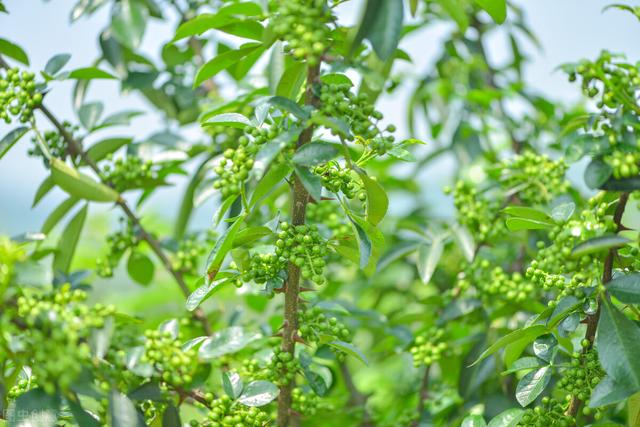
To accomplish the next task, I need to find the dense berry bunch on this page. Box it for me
[141,330,197,387]
[213,126,278,198]
[200,395,271,426]
[100,155,157,192]
[7,373,37,399]
[526,200,614,304]
[96,219,139,277]
[292,387,321,416]
[297,306,351,345]
[457,261,535,304]
[271,0,332,65]
[517,397,574,426]
[275,222,328,285]
[558,349,605,416]
[0,67,41,124]
[14,285,115,394]
[445,181,499,242]
[499,151,569,205]
[243,253,286,285]
[28,121,78,162]
[409,329,448,368]
[171,235,208,275]
[263,346,300,386]
[306,201,350,238]
[604,149,640,179]
[317,83,393,143]
[312,161,365,200]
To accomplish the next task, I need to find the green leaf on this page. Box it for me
[199,326,261,360]
[294,165,322,202]
[608,273,640,304]
[351,0,404,60]
[32,176,55,207]
[505,217,553,232]
[502,206,552,222]
[585,159,613,189]
[597,299,640,390]
[217,21,264,41]
[68,66,117,80]
[417,239,444,284]
[205,214,246,281]
[53,204,88,274]
[589,375,636,407]
[162,404,181,427]
[249,164,291,208]
[194,43,262,87]
[487,408,524,427]
[42,196,79,234]
[0,126,29,159]
[550,202,575,222]
[0,38,29,65]
[78,102,104,130]
[127,252,154,286]
[292,142,339,167]
[327,340,369,365]
[452,224,475,262]
[7,388,59,427]
[357,171,388,225]
[502,357,544,375]
[222,371,244,399]
[172,4,263,41]
[237,381,279,407]
[474,0,507,24]
[68,398,101,427]
[111,0,148,49]
[185,277,233,311]
[95,110,143,130]
[276,61,306,99]
[571,234,630,258]
[515,366,551,407]
[628,392,640,426]
[233,226,272,248]
[110,390,144,427]
[387,146,415,161]
[201,112,252,129]
[267,96,309,120]
[86,137,132,162]
[51,158,119,202]
[349,216,372,269]
[438,0,469,32]
[462,415,487,427]
[174,155,214,239]
[320,73,353,86]
[471,325,548,366]
[602,176,640,191]
[44,53,71,76]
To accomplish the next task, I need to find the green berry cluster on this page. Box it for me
[141,329,197,388]
[213,126,277,198]
[499,151,569,205]
[271,0,332,65]
[275,222,328,285]
[558,349,605,416]
[457,261,535,304]
[171,235,208,275]
[263,346,300,386]
[243,253,286,286]
[297,306,351,346]
[100,155,156,192]
[306,201,350,238]
[28,121,78,162]
[96,219,139,277]
[200,395,271,427]
[317,83,391,142]
[312,161,365,200]
[409,329,447,368]
[445,181,499,242]
[604,149,640,179]
[291,387,321,417]
[7,374,37,399]
[0,67,41,124]
[15,284,115,394]
[526,200,614,304]
[517,397,574,426]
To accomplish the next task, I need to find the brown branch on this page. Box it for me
[339,362,374,427]
[276,63,321,427]
[412,365,431,427]
[566,192,629,418]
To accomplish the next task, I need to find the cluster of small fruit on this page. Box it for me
[306,200,351,238]
[96,219,139,277]
[312,162,365,201]
[457,261,536,304]
[526,200,615,303]
[271,0,333,65]
[498,151,569,205]
[604,149,640,179]
[275,222,328,285]
[242,253,286,285]
[445,180,501,242]
[27,121,78,162]
[292,387,323,417]
[262,346,301,387]
[0,67,41,124]
[13,284,115,394]
[196,395,271,427]
[213,126,279,198]
[297,306,351,345]
[557,349,605,419]
[7,374,37,399]
[316,83,394,145]
[516,397,574,426]
[409,329,448,368]
[100,155,157,192]
[170,234,210,275]
[141,329,197,388]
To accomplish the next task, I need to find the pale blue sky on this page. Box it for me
[1,0,639,234]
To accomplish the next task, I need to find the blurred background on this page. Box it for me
[2,0,640,236]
